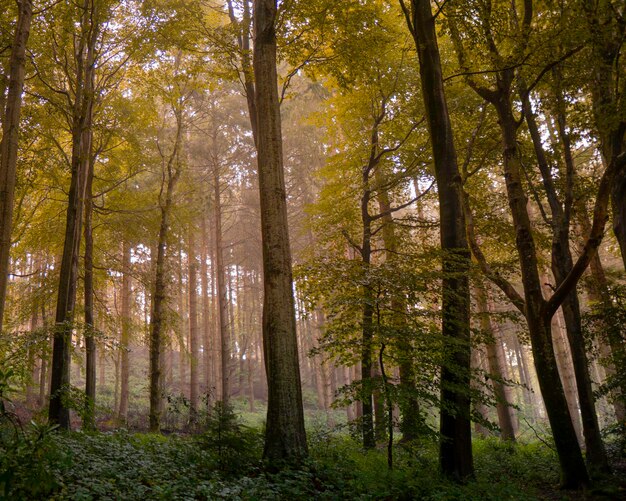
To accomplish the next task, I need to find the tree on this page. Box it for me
[0,0,34,332]
[448,0,616,487]
[49,0,101,429]
[399,0,474,482]
[253,0,308,463]
[581,2,626,272]
[148,63,186,431]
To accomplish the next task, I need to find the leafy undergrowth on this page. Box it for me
[1,418,625,500]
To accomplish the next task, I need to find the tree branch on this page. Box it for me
[546,153,622,316]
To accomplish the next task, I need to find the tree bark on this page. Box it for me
[401,0,473,481]
[471,348,490,437]
[49,0,98,428]
[212,144,231,406]
[475,285,516,441]
[253,0,308,463]
[118,240,131,423]
[491,90,589,487]
[551,307,584,445]
[83,148,96,430]
[584,247,626,423]
[374,169,420,442]
[188,230,199,420]
[583,3,626,270]
[522,77,609,474]
[200,216,212,400]
[0,0,33,331]
[148,106,183,432]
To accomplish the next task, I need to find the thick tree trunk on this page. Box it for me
[118,240,131,423]
[0,0,33,331]
[402,0,473,481]
[253,0,307,463]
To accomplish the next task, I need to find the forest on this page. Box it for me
[1,0,626,499]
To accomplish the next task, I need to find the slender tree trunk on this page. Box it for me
[212,150,230,405]
[585,250,626,422]
[118,240,131,423]
[359,183,375,449]
[83,149,96,430]
[494,95,588,487]
[210,233,221,399]
[0,0,33,331]
[254,0,307,463]
[200,216,212,400]
[345,366,355,422]
[511,335,538,421]
[375,170,420,442]
[523,79,609,474]
[551,307,584,446]
[149,112,183,432]
[49,0,98,428]
[247,355,255,412]
[475,285,516,441]
[227,267,236,393]
[98,344,105,392]
[188,230,199,420]
[471,348,490,437]
[176,249,187,396]
[401,0,473,480]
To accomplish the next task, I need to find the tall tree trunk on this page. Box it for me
[26,269,38,405]
[212,149,230,405]
[585,249,626,422]
[493,93,588,487]
[253,0,307,463]
[118,240,131,423]
[200,216,212,400]
[551,308,584,445]
[188,230,199,420]
[359,170,375,449]
[148,108,183,432]
[522,77,609,474]
[49,0,98,428]
[475,285,516,441]
[374,169,420,442]
[149,198,176,432]
[471,348,490,437]
[0,0,33,331]
[83,148,96,430]
[401,0,473,481]
[582,0,626,297]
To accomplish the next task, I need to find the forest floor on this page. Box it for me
[2,405,625,501]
